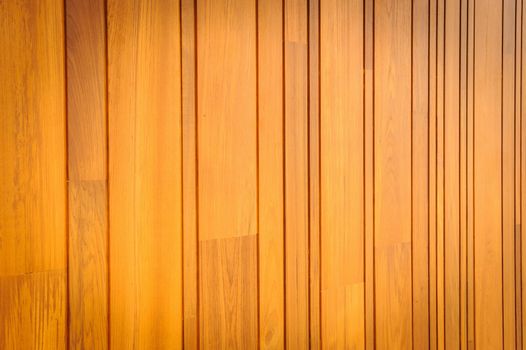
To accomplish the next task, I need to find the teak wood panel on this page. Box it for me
[1,0,526,349]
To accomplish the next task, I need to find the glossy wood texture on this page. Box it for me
[1,0,525,348]
[0,0,67,347]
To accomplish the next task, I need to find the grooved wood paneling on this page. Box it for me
[1,0,525,348]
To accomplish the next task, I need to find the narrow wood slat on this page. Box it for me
[320,0,365,348]
[502,0,518,348]
[459,0,469,347]
[374,0,413,348]
[429,0,439,348]
[196,0,258,347]
[284,0,310,347]
[308,0,322,347]
[444,0,461,347]
[412,0,430,348]
[364,0,375,348]
[473,0,504,347]
[466,0,476,347]
[108,0,183,347]
[436,0,446,346]
[181,0,199,347]
[65,0,109,347]
[258,0,285,347]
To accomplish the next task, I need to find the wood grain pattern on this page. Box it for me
[284,0,310,347]
[0,0,67,347]
[428,0,439,348]
[444,0,461,347]
[181,0,199,347]
[1,0,525,347]
[374,0,413,348]
[65,0,108,347]
[196,0,258,347]
[502,0,517,348]
[364,0,375,348]
[320,0,364,348]
[107,0,183,348]
[412,0,430,348]
[474,0,503,348]
[258,0,285,348]
[308,0,322,347]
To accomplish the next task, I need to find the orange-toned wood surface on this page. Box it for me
[1,0,526,348]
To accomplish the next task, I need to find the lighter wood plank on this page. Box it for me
[516,2,524,348]
[181,0,199,347]
[284,0,310,347]
[108,0,183,347]
[320,0,364,348]
[502,0,517,348]
[258,0,285,348]
[473,0,504,347]
[459,0,469,348]
[429,1,439,348]
[444,0,461,347]
[65,0,108,347]
[436,0,446,346]
[374,0,413,348]
[0,0,66,347]
[0,0,66,277]
[308,0,322,347]
[364,0,375,348]
[196,0,258,347]
[466,0,476,347]
[412,0,430,348]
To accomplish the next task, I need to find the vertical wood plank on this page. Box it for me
[466,0,476,347]
[0,0,67,347]
[473,0,504,347]
[522,0,526,344]
[459,0,469,348]
[374,0,413,348]
[65,0,108,347]
[429,0,439,347]
[308,0,322,347]
[516,2,524,348]
[196,0,258,347]
[284,0,310,347]
[412,0,430,348]
[502,0,517,347]
[181,0,199,347]
[320,0,364,348]
[108,0,183,347]
[258,0,285,347]
[436,0,446,346]
[364,0,375,348]
[444,0,461,347]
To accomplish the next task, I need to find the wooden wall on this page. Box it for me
[1,0,526,349]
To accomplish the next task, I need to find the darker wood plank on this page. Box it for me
[65,0,109,347]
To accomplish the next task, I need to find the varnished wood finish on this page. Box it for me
[107,0,183,348]
[0,0,67,347]
[1,0,525,348]
[65,0,108,348]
